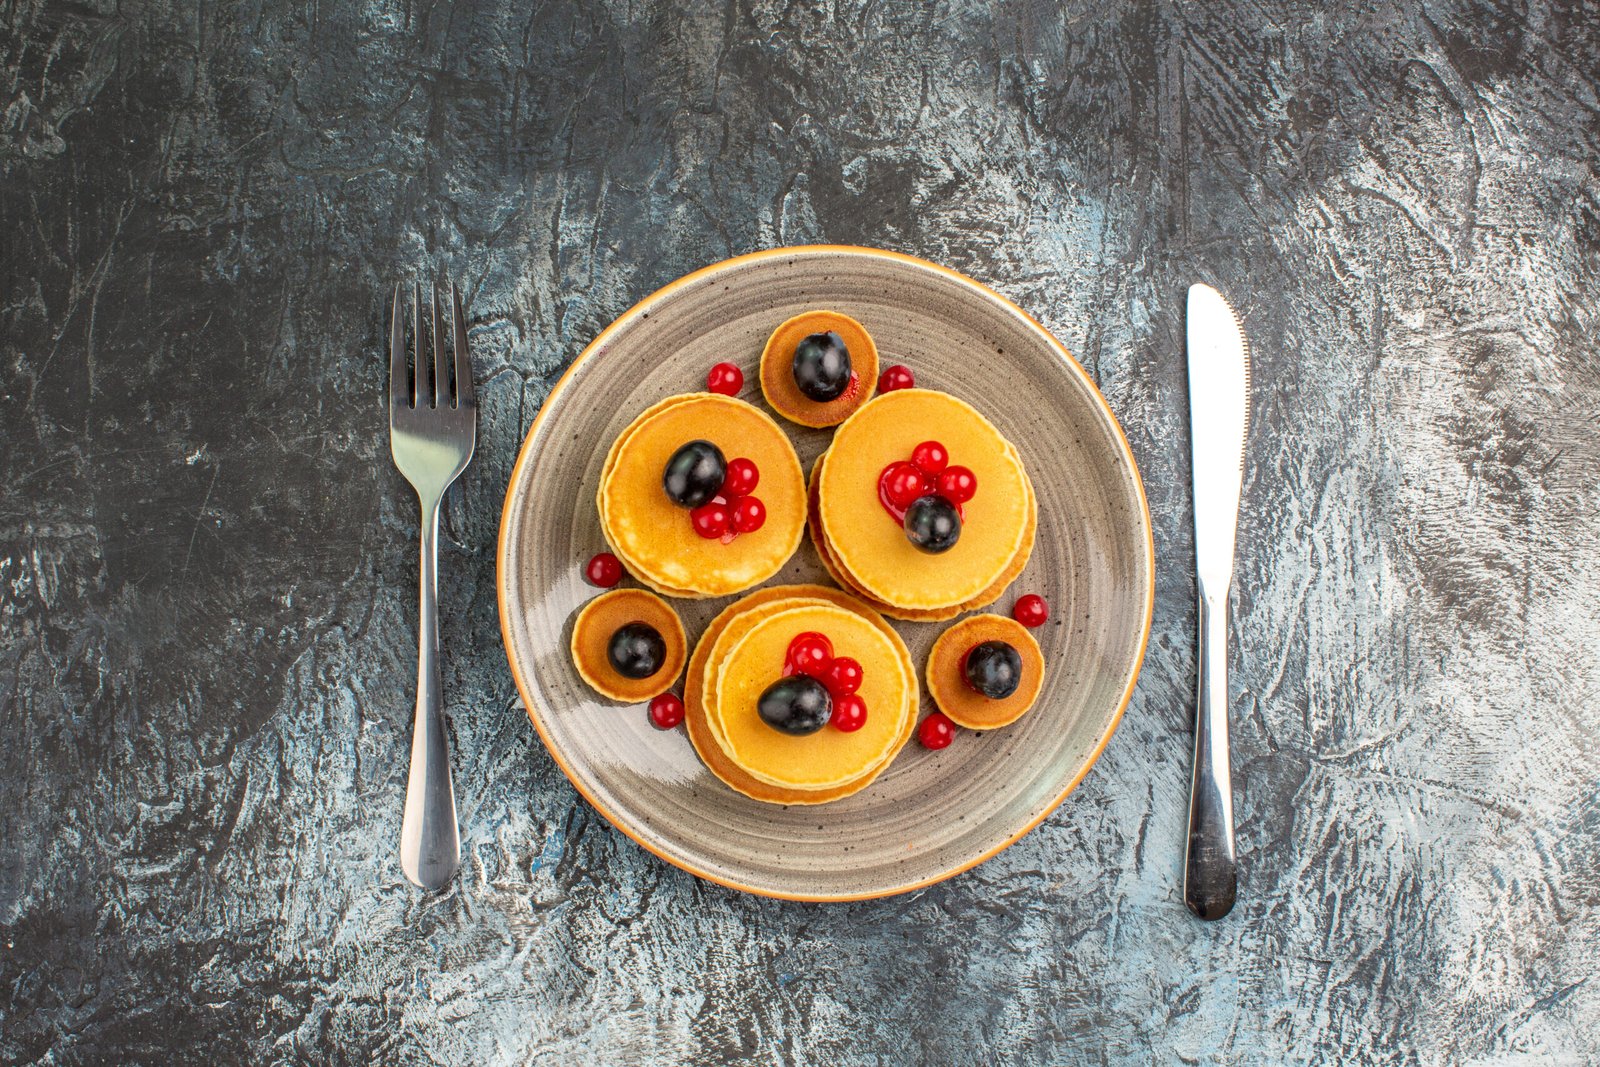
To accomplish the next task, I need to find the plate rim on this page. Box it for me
[496,244,1156,901]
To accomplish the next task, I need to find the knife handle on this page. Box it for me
[1184,585,1237,919]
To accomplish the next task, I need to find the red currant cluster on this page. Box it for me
[783,631,867,732]
[877,440,978,523]
[689,456,767,540]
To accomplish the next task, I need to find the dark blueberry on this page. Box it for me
[903,494,961,553]
[791,331,852,402]
[662,439,727,508]
[608,622,667,679]
[964,641,1023,700]
[757,674,833,735]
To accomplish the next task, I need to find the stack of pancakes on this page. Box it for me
[597,393,807,597]
[810,389,1037,621]
[684,586,918,804]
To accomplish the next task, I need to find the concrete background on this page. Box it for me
[3,0,1598,1062]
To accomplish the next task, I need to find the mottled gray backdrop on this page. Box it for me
[3,0,1598,1063]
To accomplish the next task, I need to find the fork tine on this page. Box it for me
[432,281,448,409]
[412,281,424,409]
[451,283,473,409]
[389,282,407,411]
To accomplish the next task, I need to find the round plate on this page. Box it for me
[498,246,1153,901]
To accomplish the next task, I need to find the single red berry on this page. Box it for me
[785,632,834,677]
[832,694,867,732]
[1013,594,1049,628]
[649,692,685,729]
[882,461,930,509]
[911,440,949,475]
[936,465,977,504]
[821,656,863,697]
[585,552,623,587]
[690,501,731,539]
[918,712,957,750]
[723,457,760,498]
[732,496,766,533]
[707,362,743,395]
[878,364,915,392]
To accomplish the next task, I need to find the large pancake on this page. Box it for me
[818,390,1032,610]
[711,603,911,790]
[599,393,805,596]
[684,586,916,804]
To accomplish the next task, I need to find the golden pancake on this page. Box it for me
[807,450,1039,621]
[711,603,912,790]
[698,592,915,780]
[685,586,917,804]
[570,589,687,703]
[926,614,1044,729]
[818,390,1033,610]
[759,311,879,428]
[599,393,805,596]
[696,593,913,788]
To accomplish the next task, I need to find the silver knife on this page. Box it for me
[1183,283,1251,920]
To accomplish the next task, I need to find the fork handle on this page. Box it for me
[1184,584,1237,919]
[400,495,461,890]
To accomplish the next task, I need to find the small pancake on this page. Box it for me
[685,586,917,803]
[818,390,1032,610]
[711,603,911,790]
[926,614,1044,729]
[807,451,1039,622]
[599,393,806,596]
[570,589,687,703]
[759,311,879,428]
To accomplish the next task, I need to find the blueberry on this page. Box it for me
[792,331,852,402]
[608,622,667,679]
[757,674,833,735]
[964,640,1022,699]
[903,494,961,553]
[662,439,727,508]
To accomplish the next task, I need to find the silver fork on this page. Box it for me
[389,281,475,891]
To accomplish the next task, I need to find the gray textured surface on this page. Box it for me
[3,0,1598,1063]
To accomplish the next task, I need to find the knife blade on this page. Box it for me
[1183,282,1251,920]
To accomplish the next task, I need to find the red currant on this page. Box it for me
[585,552,623,587]
[732,496,766,533]
[936,465,977,504]
[707,362,743,395]
[690,501,731,539]
[882,461,929,509]
[821,656,863,697]
[832,694,867,732]
[1013,594,1049,628]
[649,692,685,729]
[785,632,834,677]
[878,364,915,392]
[911,440,948,475]
[723,457,760,498]
[918,712,956,750]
